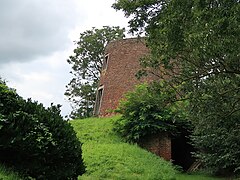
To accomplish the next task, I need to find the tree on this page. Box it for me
[113,0,240,79]
[190,75,240,174]
[65,26,125,119]
[113,0,240,174]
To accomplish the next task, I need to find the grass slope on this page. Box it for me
[177,173,225,180]
[71,116,176,180]
[0,116,225,179]
[0,165,22,180]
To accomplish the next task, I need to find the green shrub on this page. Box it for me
[0,82,85,179]
[115,82,192,143]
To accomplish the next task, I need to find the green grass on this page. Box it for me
[71,116,177,180]
[176,173,226,180]
[0,115,226,179]
[71,116,226,180]
[0,165,22,180]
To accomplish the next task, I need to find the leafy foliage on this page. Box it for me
[113,0,240,174]
[114,82,191,143]
[65,26,125,119]
[113,0,240,81]
[190,75,240,174]
[0,82,85,179]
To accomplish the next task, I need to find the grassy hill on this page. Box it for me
[0,116,224,179]
[71,116,223,180]
[71,116,176,180]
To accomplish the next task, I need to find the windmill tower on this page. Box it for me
[93,38,156,117]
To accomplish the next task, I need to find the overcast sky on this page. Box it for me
[0,0,129,117]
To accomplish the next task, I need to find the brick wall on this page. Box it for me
[139,133,172,161]
[96,38,156,117]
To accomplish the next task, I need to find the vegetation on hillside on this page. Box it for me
[71,116,224,180]
[0,110,225,179]
[71,116,177,180]
[115,82,192,143]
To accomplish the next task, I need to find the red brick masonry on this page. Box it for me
[96,38,155,116]
[139,133,171,161]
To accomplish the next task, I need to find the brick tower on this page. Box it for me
[93,38,155,117]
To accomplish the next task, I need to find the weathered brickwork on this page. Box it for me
[96,38,156,117]
[139,133,172,161]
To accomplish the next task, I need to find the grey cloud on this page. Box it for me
[0,0,83,65]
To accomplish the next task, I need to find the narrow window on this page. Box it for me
[102,54,109,70]
[94,85,104,116]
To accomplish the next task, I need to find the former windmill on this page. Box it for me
[93,38,156,117]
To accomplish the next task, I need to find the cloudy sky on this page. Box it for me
[0,0,129,117]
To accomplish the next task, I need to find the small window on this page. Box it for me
[102,54,109,70]
[94,85,104,116]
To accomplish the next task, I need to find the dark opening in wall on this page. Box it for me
[94,85,104,116]
[171,133,195,171]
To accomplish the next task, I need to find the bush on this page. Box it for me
[115,82,192,143]
[0,82,85,179]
